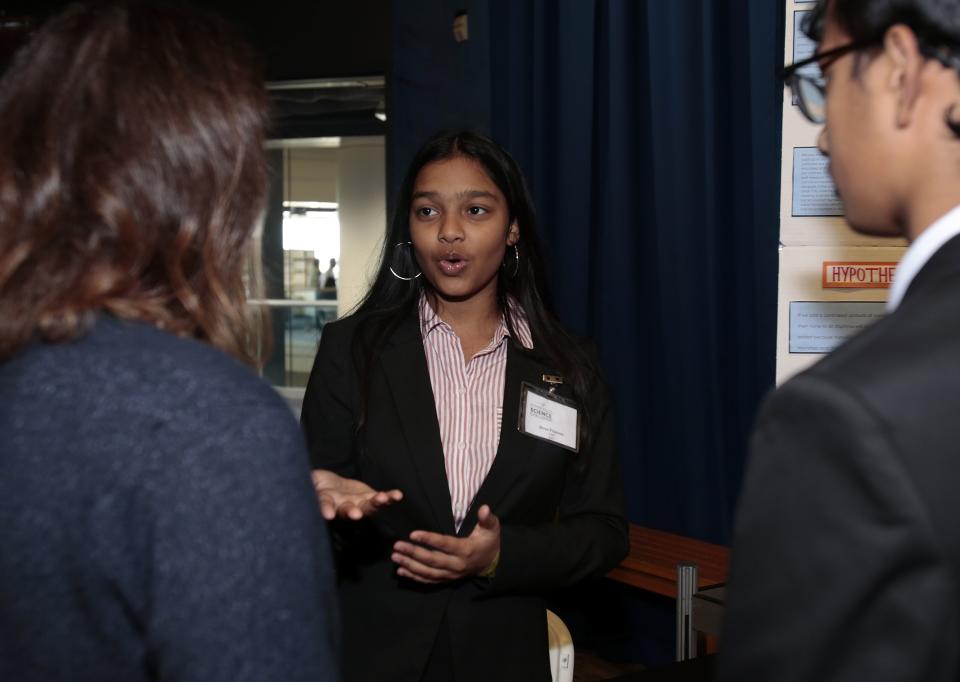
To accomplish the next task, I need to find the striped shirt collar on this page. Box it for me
[418,294,534,351]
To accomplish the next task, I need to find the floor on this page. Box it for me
[574,651,644,681]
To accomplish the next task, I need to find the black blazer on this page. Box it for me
[302,310,628,682]
[719,234,960,681]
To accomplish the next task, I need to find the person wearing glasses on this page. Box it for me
[720,1,960,681]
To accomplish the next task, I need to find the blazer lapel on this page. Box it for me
[457,340,551,537]
[379,315,457,535]
[901,233,960,307]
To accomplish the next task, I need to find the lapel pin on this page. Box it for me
[542,374,563,392]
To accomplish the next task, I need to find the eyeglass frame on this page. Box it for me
[782,36,960,125]
[781,39,877,124]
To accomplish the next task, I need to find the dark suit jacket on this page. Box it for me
[719,234,960,681]
[302,310,628,682]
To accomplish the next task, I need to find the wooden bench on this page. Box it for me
[606,524,730,656]
[607,523,730,660]
[607,524,730,597]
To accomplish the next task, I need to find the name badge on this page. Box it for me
[518,381,580,453]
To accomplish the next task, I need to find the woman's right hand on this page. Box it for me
[311,469,403,521]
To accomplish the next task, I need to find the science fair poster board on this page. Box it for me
[776,1,905,384]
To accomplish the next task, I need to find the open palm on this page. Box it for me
[311,469,403,521]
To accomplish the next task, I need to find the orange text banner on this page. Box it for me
[821,261,898,289]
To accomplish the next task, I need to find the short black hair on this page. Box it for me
[805,0,960,137]
[805,0,960,48]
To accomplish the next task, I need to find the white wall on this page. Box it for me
[286,147,338,203]
[336,136,386,315]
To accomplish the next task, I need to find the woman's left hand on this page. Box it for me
[391,505,501,583]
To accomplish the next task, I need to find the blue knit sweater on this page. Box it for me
[0,316,339,681]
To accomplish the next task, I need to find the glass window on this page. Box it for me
[248,78,386,416]
[251,143,342,389]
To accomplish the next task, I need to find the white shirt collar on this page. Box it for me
[887,204,960,312]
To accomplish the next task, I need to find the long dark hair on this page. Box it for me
[352,130,601,445]
[0,0,269,364]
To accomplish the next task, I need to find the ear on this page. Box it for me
[883,24,924,128]
[506,221,520,246]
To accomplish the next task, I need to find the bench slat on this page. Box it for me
[606,525,729,598]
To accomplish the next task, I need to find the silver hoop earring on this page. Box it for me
[389,241,422,281]
[502,244,520,278]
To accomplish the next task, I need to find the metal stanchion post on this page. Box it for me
[676,562,699,662]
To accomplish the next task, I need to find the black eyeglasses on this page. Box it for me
[783,37,960,125]
[781,39,875,124]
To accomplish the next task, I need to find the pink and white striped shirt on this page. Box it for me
[418,295,534,530]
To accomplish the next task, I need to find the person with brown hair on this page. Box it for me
[0,2,339,680]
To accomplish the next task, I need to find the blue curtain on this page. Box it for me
[390,0,783,546]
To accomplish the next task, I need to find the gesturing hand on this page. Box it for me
[391,504,501,583]
[311,469,403,521]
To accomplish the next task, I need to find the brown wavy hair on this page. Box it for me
[0,0,270,364]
